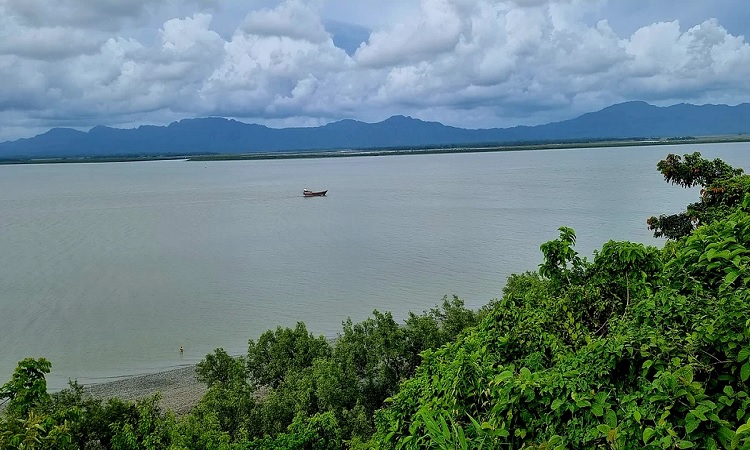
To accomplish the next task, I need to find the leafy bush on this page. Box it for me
[372,195,750,449]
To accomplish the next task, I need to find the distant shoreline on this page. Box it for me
[1,135,748,165]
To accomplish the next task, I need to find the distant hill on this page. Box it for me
[2,101,750,159]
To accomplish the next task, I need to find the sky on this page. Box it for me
[1,0,750,142]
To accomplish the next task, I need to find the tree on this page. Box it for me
[196,348,246,387]
[648,152,749,239]
[0,358,52,417]
[247,322,331,389]
[0,359,78,449]
[656,152,742,188]
[539,226,587,291]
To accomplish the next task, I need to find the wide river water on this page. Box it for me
[1,143,748,389]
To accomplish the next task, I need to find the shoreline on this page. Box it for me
[1,135,748,165]
[82,365,206,416]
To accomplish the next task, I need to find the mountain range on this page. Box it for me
[2,101,750,159]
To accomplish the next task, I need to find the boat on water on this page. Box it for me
[303,189,327,197]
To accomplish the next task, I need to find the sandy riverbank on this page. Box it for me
[83,365,206,416]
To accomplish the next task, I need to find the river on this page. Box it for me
[1,142,746,389]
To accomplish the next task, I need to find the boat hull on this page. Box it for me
[303,190,327,197]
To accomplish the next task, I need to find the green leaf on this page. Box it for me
[551,398,565,411]
[725,270,741,285]
[633,410,642,423]
[739,347,750,362]
[643,427,656,444]
[597,424,610,435]
[456,425,466,450]
[691,408,707,421]
[591,404,604,417]
[685,414,700,434]
[718,426,735,446]
[741,362,750,382]
[714,250,732,260]
[495,370,514,383]
[676,440,694,448]
[605,409,617,428]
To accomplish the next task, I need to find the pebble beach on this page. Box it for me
[83,365,206,416]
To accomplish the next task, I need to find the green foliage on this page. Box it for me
[0,362,184,450]
[0,360,76,449]
[589,240,662,316]
[647,212,696,240]
[648,152,750,239]
[665,194,750,293]
[657,152,743,188]
[189,297,479,447]
[109,394,174,450]
[196,348,245,387]
[373,185,750,448]
[539,226,587,290]
[0,410,74,450]
[246,412,342,450]
[48,381,139,449]
[247,322,332,388]
[0,358,52,417]
[190,378,256,441]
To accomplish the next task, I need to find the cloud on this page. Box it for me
[0,24,106,60]
[622,19,750,101]
[354,0,473,68]
[2,0,750,142]
[352,0,627,113]
[346,0,750,125]
[199,1,355,118]
[0,57,50,110]
[241,0,329,43]
[2,0,161,29]
[159,13,225,63]
[0,12,226,129]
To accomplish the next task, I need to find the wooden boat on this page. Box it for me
[303,189,327,197]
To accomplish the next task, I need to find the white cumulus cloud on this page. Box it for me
[1,0,750,142]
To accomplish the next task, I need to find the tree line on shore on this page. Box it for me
[2,152,750,449]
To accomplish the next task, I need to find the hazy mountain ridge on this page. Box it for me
[2,101,750,159]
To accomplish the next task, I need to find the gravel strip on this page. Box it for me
[83,365,207,416]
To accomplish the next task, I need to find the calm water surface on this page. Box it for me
[1,143,747,389]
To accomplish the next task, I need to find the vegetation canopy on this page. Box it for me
[647,152,749,240]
